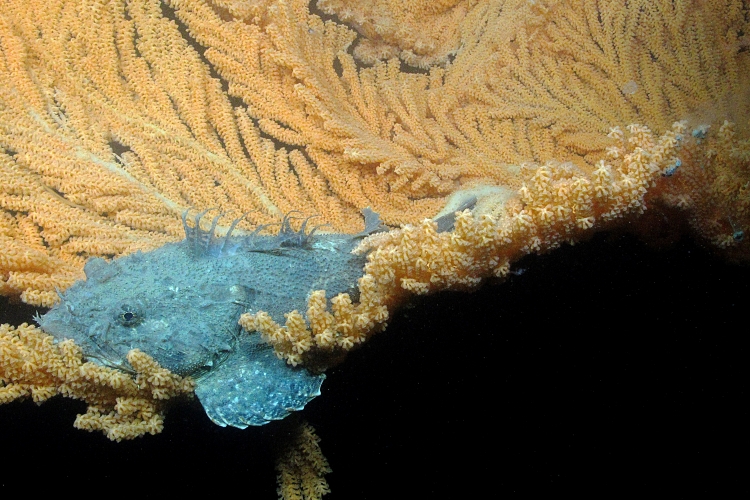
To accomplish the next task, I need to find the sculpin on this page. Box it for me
[37,209,384,428]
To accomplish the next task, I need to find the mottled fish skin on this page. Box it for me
[37,209,384,428]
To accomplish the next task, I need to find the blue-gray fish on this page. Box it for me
[37,208,384,428]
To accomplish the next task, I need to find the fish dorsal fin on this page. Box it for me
[360,207,387,235]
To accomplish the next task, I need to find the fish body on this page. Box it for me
[37,210,383,428]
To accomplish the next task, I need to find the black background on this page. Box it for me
[0,231,746,497]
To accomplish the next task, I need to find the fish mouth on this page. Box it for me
[36,310,128,371]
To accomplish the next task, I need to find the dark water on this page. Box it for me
[0,232,746,496]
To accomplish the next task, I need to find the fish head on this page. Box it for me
[37,244,246,377]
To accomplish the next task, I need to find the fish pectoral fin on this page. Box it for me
[194,335,324,428]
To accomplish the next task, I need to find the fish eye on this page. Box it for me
[116,303,143,327]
